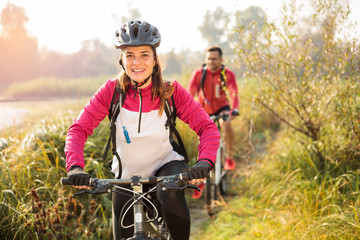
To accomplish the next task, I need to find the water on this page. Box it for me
[0,102,27,133]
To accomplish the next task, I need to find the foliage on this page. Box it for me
[233,0,360,169]
[0,111,114,239]
[193,0,360,239]
[0,3,39,84]
[0,95,201,238]
[198,7,229,50]
[0,3,118,85]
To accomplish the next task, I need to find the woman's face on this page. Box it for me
[122,46,156,84]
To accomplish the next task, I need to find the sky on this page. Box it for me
[0,0,359,54]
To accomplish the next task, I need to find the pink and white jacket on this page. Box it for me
[65,78,220,179]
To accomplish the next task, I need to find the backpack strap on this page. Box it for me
[199,64,208,94]
[219,64,228,91]
[164,94,190,163]
[103,83,125,178]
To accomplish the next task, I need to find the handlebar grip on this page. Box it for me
[61,177,72,185]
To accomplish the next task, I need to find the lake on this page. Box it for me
[0,102,27,133]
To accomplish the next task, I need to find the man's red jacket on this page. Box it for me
[187,66,239,115]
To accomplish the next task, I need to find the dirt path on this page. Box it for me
[187,159,253,239]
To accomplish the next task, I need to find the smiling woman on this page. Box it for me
[63,19,220,240]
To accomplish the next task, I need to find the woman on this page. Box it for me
[64,20,220,240]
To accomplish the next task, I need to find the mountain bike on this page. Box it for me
[61,172,198,240]
[205,114,228,216]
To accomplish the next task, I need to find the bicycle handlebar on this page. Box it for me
[210,113,229,122]
[60,172,189,186]
[60,172,196,197]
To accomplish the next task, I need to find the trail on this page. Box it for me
[188,159,253,240]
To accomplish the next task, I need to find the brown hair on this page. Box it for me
[117,47,173,116]
[206,46,223,58]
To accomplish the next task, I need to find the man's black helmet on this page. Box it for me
[114,20,161,49]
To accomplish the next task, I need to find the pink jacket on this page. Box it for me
[65,78,220,177]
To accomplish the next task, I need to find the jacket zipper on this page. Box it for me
[138,89,143,133]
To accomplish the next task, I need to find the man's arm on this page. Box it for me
[226,69,239,116]
[186,68,202,97]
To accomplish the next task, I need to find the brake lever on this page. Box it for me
[72,189,93,198]
[186,184,201,191]
[158,177,201,191]
[72,180,113,198]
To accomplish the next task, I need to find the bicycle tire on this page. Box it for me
[205,171,218,216]
[219,145,228,195]
[143,198,173,240]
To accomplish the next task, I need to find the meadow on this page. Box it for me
[1,71,359,239]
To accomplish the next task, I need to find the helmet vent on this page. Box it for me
[133,26,139,38]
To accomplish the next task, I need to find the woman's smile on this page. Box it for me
[122,46,155,85]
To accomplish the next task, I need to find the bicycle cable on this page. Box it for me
[116,185,160,229]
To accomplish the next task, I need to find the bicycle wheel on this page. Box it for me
[205,171,218,216]
[144,198,173,240]
[219,145,228,195]
[144,219,172,240]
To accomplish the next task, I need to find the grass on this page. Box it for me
[3,75,112,100]
[0,94,204,239]
[0,98,115,239]
[194,128,360,239]
[1,75,359,239]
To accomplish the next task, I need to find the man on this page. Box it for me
[187,46,239,174]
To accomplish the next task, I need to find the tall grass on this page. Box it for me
[194,74,360,239]
[0,106,115,239]
[0,93,201,239]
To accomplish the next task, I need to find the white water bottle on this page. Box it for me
[215,84,220,98]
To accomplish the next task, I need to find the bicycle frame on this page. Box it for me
[61,173,197,240]
[206,114,228,216]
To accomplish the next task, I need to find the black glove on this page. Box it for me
[189,161,212,180]
[67,166,91,186]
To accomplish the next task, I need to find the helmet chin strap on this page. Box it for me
[131,73,152,99]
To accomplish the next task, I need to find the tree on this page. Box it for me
[233,0,360,169]
[0,3,39,84]
[198,7,230,53]
[162,50,182,76]
[229,5,267,74]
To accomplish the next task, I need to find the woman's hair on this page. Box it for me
[117,47,173,116]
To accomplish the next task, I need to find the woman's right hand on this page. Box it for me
[67,166,92,189]
[189,161,212,179]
